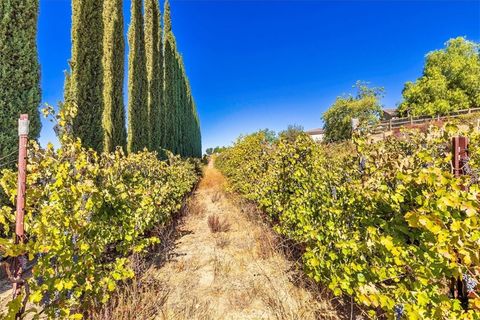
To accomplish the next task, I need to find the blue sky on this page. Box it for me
[38,0,480,151]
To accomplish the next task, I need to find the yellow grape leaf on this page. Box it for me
[30,291,43,304]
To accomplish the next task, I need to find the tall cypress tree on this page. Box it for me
[127,0,149,153]
[102,0,126,152]
[178,58,188,157]
[163,0,176,153]
[160,0,201,157]
[145,0,162,153]
[157,6,165,155]
[0,0,41,165]
[66,0,104,151]
[173,54,181,155]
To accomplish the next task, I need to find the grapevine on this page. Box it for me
[0,106,200,319]
[216,125,480,319]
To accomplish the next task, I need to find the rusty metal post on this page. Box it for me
[451,136,470,309]
[13,114,29,299]
[452,136,468,178]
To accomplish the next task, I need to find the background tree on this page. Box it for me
[0,0,42,167]
[65,0,104,151]
[102,0,126,152]
[322,82,383,143]
[398,37,480,117]
[279,124,304,142]
[145,0,162,152]
[127,0,149,153]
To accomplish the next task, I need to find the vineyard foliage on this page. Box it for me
[0,106,200,319]
[216,126,480,319]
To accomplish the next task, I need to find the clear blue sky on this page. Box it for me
[38,0,480,151]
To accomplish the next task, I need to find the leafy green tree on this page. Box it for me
[398,37,480,117]
[322,82,383,143]
[279,124,304,142]
[102,0,126,152]
[65,0,104,151]
[145,0,162,153]
[213,146,227,153]
[206,148,213,155]
[0,0,42,166]
[127,0,149,153]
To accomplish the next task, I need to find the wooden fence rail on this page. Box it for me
[370,107,480,134]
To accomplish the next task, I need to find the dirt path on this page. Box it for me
[96,163,343,320]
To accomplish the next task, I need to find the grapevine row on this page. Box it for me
[216,125,480,319]
[0,107,200,319]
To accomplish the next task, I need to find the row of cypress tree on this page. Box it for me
[65,0,201,158]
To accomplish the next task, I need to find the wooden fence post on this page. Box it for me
[13,114,29,301]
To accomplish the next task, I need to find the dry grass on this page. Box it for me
[157,297,213,320]
[186,197,204,217]
[207,214,230,233]
[211,191,222,203]
[214,234,230,249]
[90,271,169,320]
[253,227,277,259]
[198,166,225,190]
[228,288,257,311]
[212,254,232,280]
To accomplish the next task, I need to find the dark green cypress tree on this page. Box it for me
[160,0,201,157]
[174,54,182,155]
[180,61,188,157]
[163,0,177,154]
[157,7,165,156]
[0,0,41,165]
[102,0,126,152]
[127,0,149,153]
[186,83,195,157]
[145,0,162,153]
[194,108,201,157]
[66,0,104,151]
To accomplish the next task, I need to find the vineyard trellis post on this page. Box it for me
[13,114,29,302]
[452,136,468,179]
[451,136,469,309]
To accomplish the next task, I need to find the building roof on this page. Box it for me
[305,128,324,135]
[383,108,398,116]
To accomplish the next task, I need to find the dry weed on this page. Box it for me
[212,254,232,280]
[215,234,230,249]
[90,271,169,320]
[207,214,230,233]
[227,289,256,311]
[211,191,222,203]
[187,198,204,216]
[157,297,214,320]
[254,228,277,259]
